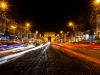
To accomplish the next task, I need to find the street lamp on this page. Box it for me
[96,0,100,3]
[10,25,17,40]
[36,31,38,34]
[10,25,17,33]
[25,22,31,39]
[69,22,73,26]
[0,1,8,40]
[26,22,30,29]
[94,0,100,5]
[1,2,6,10]
[0,1,8,15]
[92,0,100,8]
[11,26,16,29]
[68,22,77,42]
[60,30,63,34]
[26,23,30,27]
[60,30,64,42]
[35,31,38,39]
[68,22,74,31]
[91,0,100,42]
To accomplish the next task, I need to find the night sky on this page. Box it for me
[8,0,92,34]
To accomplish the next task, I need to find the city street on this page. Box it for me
[1,0,100,75]
[0,43,100,75]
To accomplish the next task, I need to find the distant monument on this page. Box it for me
[44,32,55,42]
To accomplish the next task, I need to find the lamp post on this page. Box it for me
[10,25,17,40]
[26,23,30,27]
[0,1,8,40]
[11,26,16,34]
[16,24,24,41]
[95,0,100,32]
[35,30,38,39]
[68,22,77,42]
[0,1,7,16]
[25,22,30,39]
[68,22,75,31]
[60,30,63,42]
[92,0,100,42]
[36,30,38,34]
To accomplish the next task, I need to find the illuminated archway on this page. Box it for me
[44,32,55,42]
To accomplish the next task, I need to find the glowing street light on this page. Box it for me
[11,26,16,29]
[60,31,63,34]
[0,1,8,11]
[35,31,38,39]
[95,0,100,9]
[91,0,100,39]
[60,31,64,42]
[96,0,100,4]
[1,3,6,8]
[36,31,38,34]
[68,22,74,27]
[92,0,100,9]
[10,25,17,38]
[26,23,30,27]
[68,22,75,31]
[25,22,31,39]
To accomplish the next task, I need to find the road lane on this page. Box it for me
[49,44,100,75]
[0,43,100,75]
[53,43,100,61]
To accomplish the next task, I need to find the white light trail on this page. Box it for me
[0,43,49,65]
[0,44,35,53]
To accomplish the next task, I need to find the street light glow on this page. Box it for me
[92,0,100,9]
[26,22,31,29]
[0,1,8,10]
[36,31,38,34]
[11,26,16,29]
[1,3,6,8]
[26,23,30,27]
[69,22,74,27]
[60,31,63,34]
[96,0,100,3]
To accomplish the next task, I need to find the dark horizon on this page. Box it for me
[7,0,93,34]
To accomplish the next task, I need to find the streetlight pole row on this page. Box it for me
[0,1,8,40]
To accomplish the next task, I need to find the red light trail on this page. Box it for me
[54,45,100,65]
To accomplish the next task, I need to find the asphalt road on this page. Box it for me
[0,44,100,75]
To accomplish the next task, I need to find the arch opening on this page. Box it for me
[48,36,51,42]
